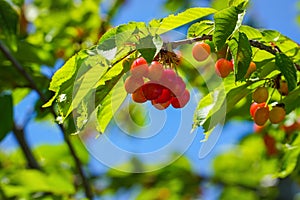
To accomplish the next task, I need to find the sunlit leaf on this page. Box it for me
[96,74,127,133]
[193,76,250,137]
[187,20,214,38]
[239,25,263,40]
[67,54,109,118]
[149,7,217,35]
[43,52,87,108]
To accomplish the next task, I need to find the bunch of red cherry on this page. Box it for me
[124,57,190,110]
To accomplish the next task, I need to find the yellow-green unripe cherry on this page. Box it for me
[269,106,286,124]
[252,87,269,103]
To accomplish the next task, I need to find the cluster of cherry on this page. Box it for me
[124,58,190,110]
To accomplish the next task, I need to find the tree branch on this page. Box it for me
[12,122,41,170]
[0,41,93,199]
[163,34,300,71]
[163,35,212,50]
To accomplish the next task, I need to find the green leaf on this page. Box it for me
[192,83,226,135]
[261,30,284,42]
[96,74,127,133]
[275,53,297,92]
[213,6,242,51]
[149,7,217,35]
[228,0,249,9]
[0,0,18,51]
[0,93,13,141]
[281,86,300,114]
[136,34,163,64]
[193,76,250,138]
[43,53,85,108]
[277,135,300,178]
[187,20,214,38]
[228,32,252,81]
[239,25,263,40]
[97,22,146,63]
[68,54,109,118]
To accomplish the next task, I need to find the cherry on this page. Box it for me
[160,69,177,88]
[142,82,163,100]
[250,102,268,117]
[155,88,172,103]
[282,121,300,134]
[130,57,148,78]
[170,76,186,97]
[269,106,286,124]
[215,58,233,78]
[171,89,190,108]
[124,76,144,93]
[278,80,288,96]
[151,99,171,110]
[131,87,147,103]
[147,61,164,81]
[253,124,265,133]
[253,107,269,126]
[263,134,278,156]
[252,87,268,103]
[192,42,211,62]
[245,61,256,78]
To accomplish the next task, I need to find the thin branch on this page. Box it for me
[0,41,93,199]
[0,41,47,102]
[12,122,41,170]
[163,35,212,50]
[163,34,300,71]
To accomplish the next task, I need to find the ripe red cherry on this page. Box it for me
[250,102,268,117]
[171,89,190,108]
[155,88,172,103]
[170,76,186,97]
[160,69,177,89]
[215,58,233,78]
[124,76,144,93]
[147,61,164,82]
[151,99,171,110]
[142,82,163,100]
[282,121,300,134]
[132,87,147,103]
[263,134,278,156]
[192,42,211,62]
[130,57,148,78]
[253,124,265,133]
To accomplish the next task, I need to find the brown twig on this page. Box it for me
[0,41,93,199]
[12,122,41,170]
[163,34,300,71]
[163,35,212,50]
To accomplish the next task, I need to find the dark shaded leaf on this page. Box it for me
[275,53,297,92]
